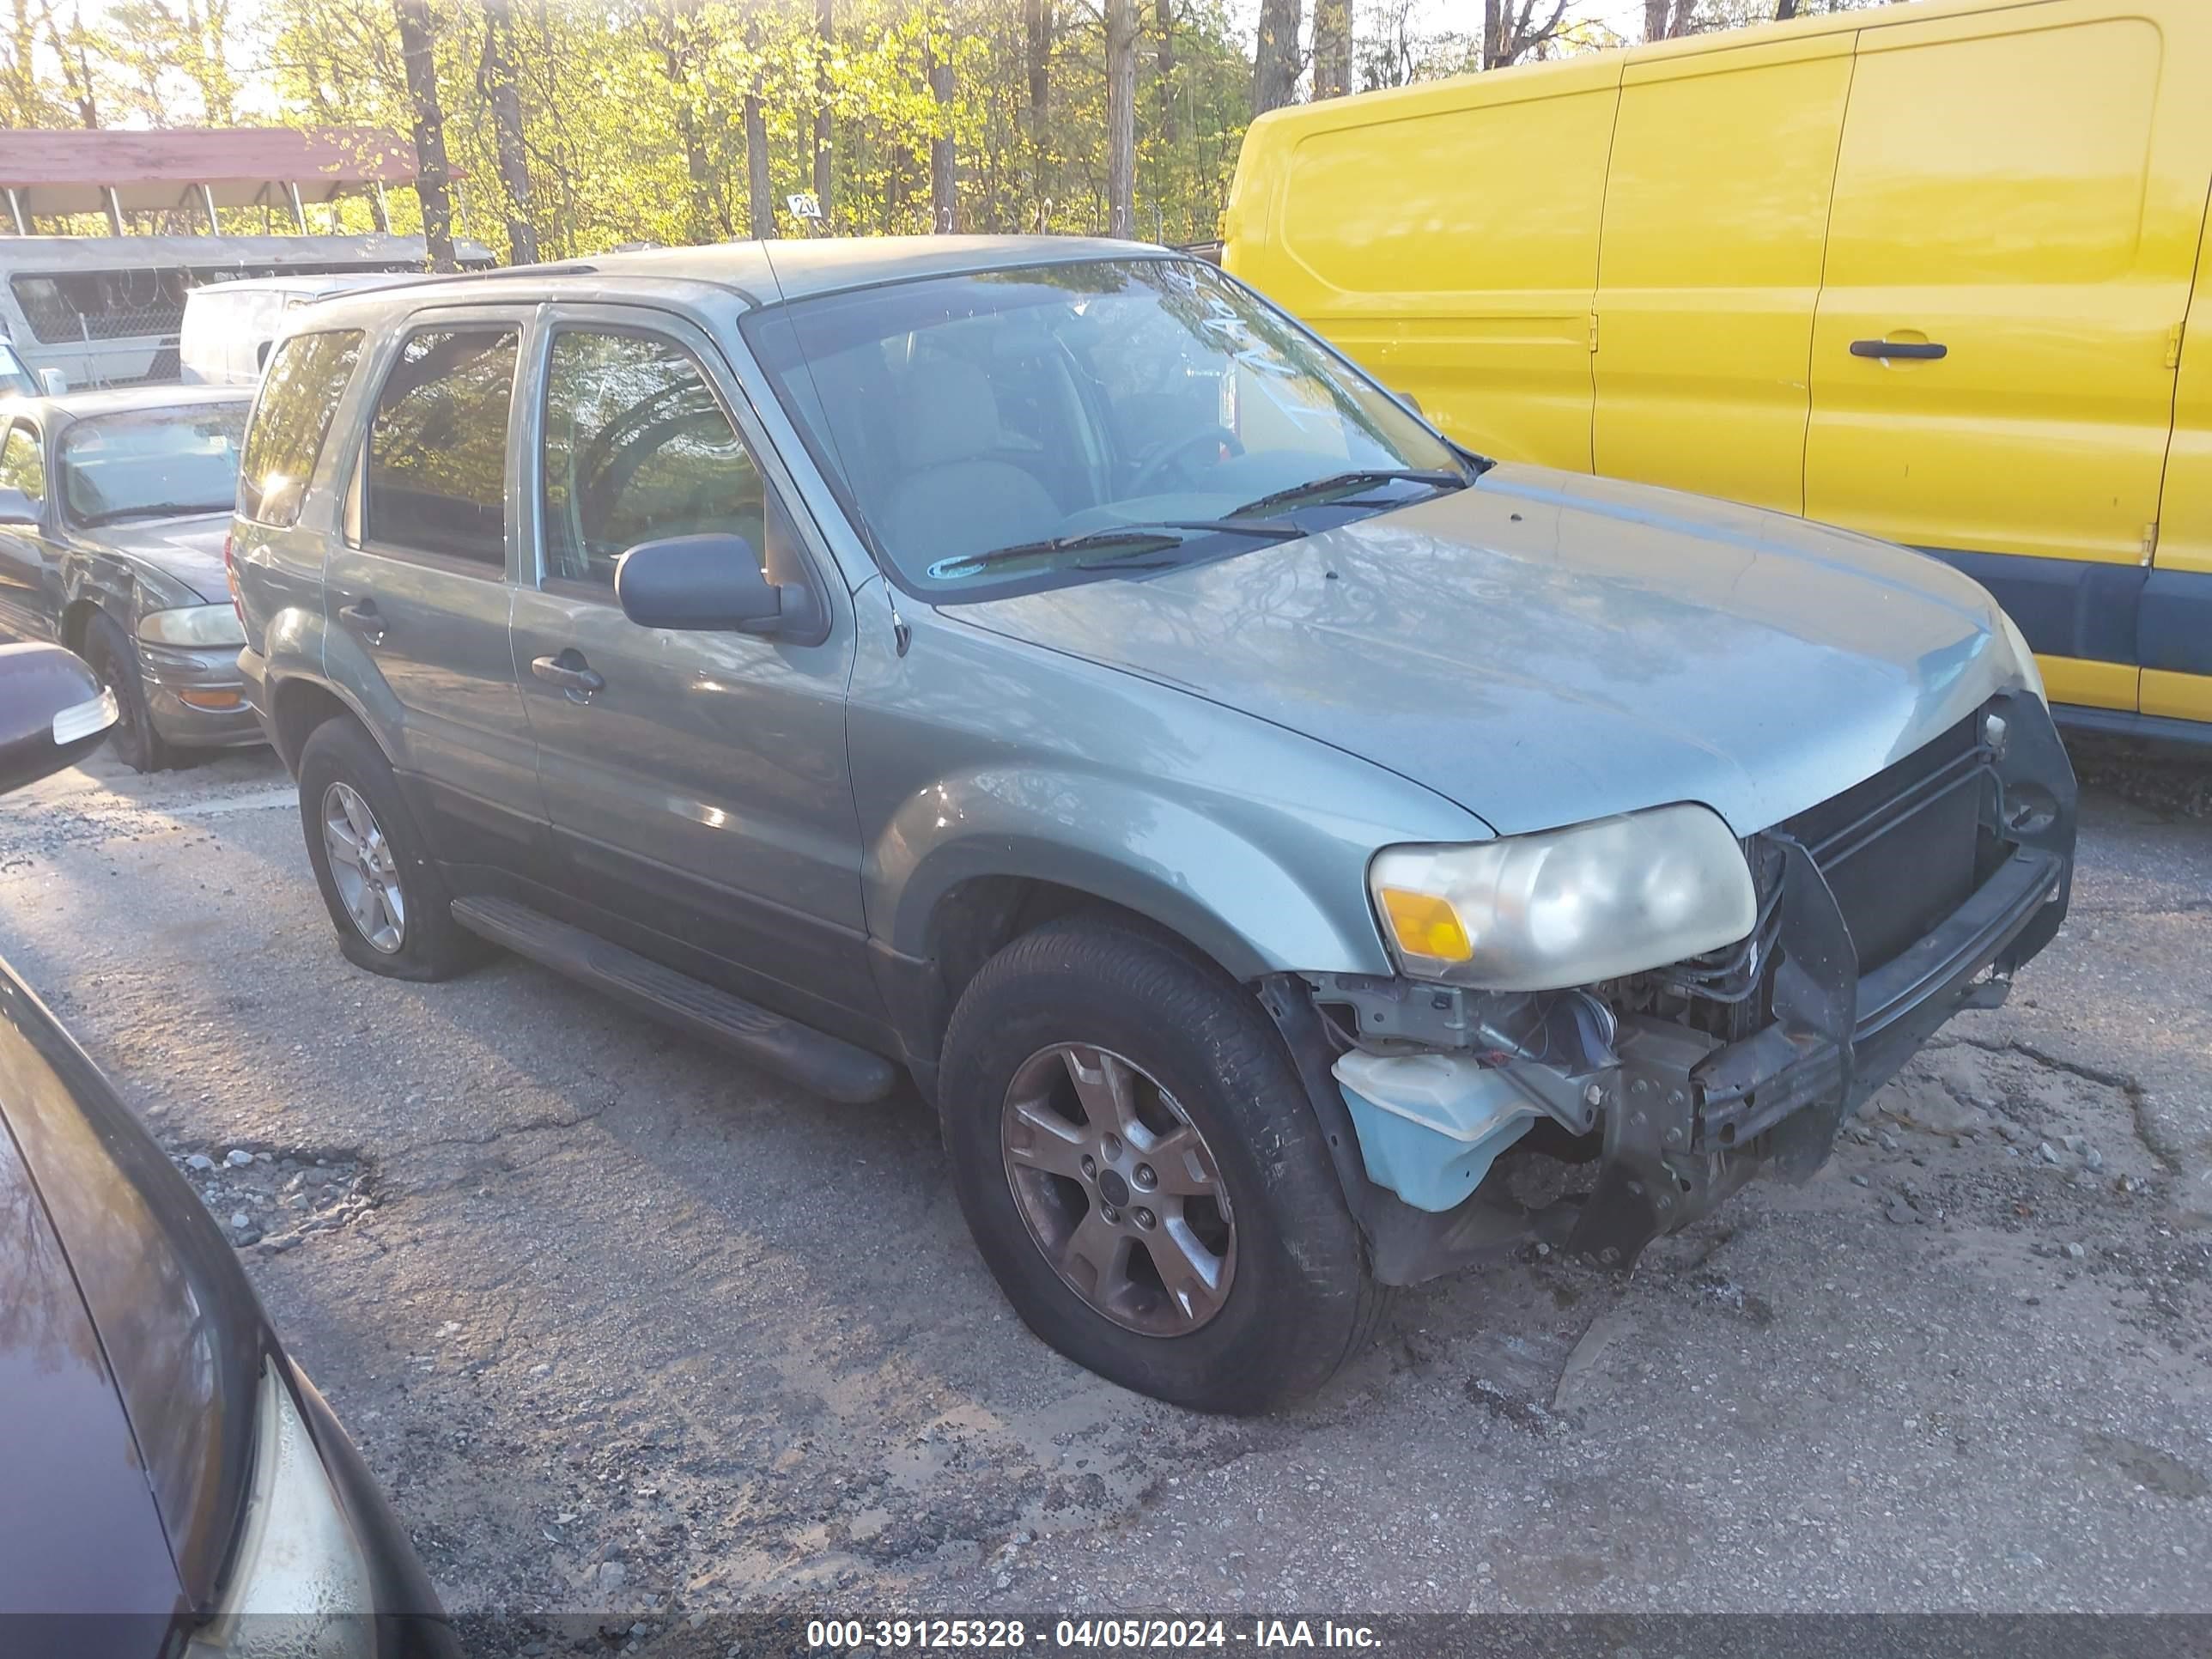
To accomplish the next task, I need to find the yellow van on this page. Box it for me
[1224,0,2212,744]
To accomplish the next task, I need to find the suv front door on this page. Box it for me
[325,304,548,875]
[507,307,876,1041]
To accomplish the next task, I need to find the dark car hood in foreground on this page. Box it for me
[949,463,2019,837]
[0,1103,183,1617]
[76,513,232,604]
[0,960,263,1607]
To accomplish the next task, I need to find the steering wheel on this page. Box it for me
[1128,425,1244,496]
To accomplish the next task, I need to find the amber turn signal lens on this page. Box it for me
[1377,887,1473,962]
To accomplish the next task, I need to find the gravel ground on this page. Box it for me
[1,738,2209,1650]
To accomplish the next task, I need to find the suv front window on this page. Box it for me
[744,257,1465,596]
[540,329,769,586]
[58,404,245,525]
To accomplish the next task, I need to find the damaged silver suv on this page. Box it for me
[232,239,2075,1413]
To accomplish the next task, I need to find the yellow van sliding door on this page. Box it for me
[1803,2,2212,714]
[1593,32,1854,515]
[1226,58,1623,472]
[2143,193,2212,726]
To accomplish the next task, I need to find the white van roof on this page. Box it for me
[187,271,430,301]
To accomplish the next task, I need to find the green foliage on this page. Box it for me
[0,0,1877,258]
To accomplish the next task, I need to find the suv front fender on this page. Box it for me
[877,764,1399,988]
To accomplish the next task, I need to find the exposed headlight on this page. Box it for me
[1996,609,2047,706]
[185,1361,375,1658]
[1370,805,1758,990]
[138,603,246,647]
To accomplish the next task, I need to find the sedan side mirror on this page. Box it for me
[0,643,115,793]
[0,486,36,526]
[614,534,820,638]
[37,368,66,396]
[1395,389,1424,418]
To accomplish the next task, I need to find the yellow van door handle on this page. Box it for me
[1850,338,1948,362]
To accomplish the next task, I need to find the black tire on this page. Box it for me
[296,715,484,981]
[82,611,174,774]
[940,915,1385,1413]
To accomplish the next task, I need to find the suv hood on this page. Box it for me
[76,514,230,605]
[946,464,2018,837]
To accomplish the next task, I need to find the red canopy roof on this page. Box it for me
[0,128,424,217]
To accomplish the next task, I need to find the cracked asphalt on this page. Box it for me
[1,739,2208,1649]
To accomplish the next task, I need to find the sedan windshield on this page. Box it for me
[744,258,1467,596]
[60,404,246,525]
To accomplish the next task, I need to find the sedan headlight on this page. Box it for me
[1996,608,2047,706]
[138,603,246,647]
[1370,805,1758,990]
[185,1361,375,1658]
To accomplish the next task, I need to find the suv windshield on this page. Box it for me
[745,258,1468,596]
[60,404,246,525]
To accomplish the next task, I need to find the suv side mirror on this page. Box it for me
[0,643,115,793]
[614,534,819,638]
[0,485,37,526]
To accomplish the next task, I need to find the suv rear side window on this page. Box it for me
[364,326,518,567]
[0,422,44,504]
[238,328,362,527]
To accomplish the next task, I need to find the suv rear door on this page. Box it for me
[324,303,549,875]
[507,305,876,1038]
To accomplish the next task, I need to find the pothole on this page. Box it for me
[163,1139,378,1253]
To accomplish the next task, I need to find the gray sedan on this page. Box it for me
[0,386,259,770]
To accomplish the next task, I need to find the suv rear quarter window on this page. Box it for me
[238,328,364,527]
[363,326,518,568]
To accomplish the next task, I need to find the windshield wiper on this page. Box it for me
[930,518,1304,580]
[1230,468,1467,519]
[79,501,228,526]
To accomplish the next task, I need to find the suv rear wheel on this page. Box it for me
[296,716,482,981]
[939,915,1382,1413]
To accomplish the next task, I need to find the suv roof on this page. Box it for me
[301,234,1176,318]
[11,384,251,422]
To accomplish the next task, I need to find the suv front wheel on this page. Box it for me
[939,915,1383,1413]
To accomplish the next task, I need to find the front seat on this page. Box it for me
[878,358,1062,571]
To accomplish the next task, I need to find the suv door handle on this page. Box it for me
[1850,338,1948,362]
[337,598,385,644]
[532,650,605,698]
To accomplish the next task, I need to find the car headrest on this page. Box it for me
[898,357,1000,470]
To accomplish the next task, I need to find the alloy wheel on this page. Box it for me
[321,781,406,954]
[1000,1043,1237,1336]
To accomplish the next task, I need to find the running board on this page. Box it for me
[448,896,897,1104]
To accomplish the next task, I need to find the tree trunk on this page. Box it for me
[1104,0,1135,238]
[1153,0,1176,146]
[745,88,775,238]
[478,0,538,264]
[650,0,718,241]
[392,0,457,271]
[924,30,956,233]
[1250,0,1301,115]
[1644,0,1668,41]
[1311,0,1350,96]
[812,0,834,220]
[1024,0,1051,130]
[1775,0,1800,17]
